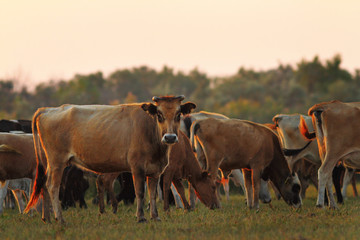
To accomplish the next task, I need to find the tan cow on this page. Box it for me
[0,133,37,182]
[299,100,360,208]
[190,118,302,209]
[25,96,196,223]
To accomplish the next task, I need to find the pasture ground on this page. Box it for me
[1,185,360,240]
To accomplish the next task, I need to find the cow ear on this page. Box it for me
[180,102,196,115]
[141,103,157,115]
[201,171,209,179]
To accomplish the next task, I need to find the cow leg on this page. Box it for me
[162,174,172,212]
[42,185,51,223]
[133,169,146,222]
[316,158,338,208]
[189,184,197,210]
[0,181,9,215]
[105,175,118,214]
[172,179,191,211]
[11,190,25,213]
[341,168,354,199]
[96,175,106,214]
[332,165,344,204]
[252,170,261,210]
[243,169,253,209]
[147,177,160,221]
[326,179,337,209]
[47,166,65,224]
[351,174,358,197]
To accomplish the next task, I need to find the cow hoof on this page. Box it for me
[184,208,193,213]
[316,204,324,208]
[137,217,147,223]
[151,217,161,222]
[41,217,51,224]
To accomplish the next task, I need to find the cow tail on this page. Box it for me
[299,115,316,140]
[24,110,47,213]
[189,122,200,152]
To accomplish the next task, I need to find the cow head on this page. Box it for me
[278,172,302,208]
[191,171,221,209]
[141,95,196,144]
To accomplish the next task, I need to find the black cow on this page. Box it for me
[0,119,32,133]
[59,165,89,210]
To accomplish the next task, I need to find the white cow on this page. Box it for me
[0,178,31,214]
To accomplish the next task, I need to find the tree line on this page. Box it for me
[1,54,359,123]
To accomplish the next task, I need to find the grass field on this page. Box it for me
[1,185,360,240]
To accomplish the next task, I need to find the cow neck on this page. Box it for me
[266,136,292,191]
[282,141,312,156]
[185,152,203,185]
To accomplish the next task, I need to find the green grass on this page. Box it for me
[1,186,360,240]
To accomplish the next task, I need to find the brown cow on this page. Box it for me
[191,118,302,209]
[162,131,220,211]
[25,96,196,223]
[96,131,220,213]
[0,133,37,182]
[299,100,360,209]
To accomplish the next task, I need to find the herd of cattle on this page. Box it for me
[0,96,359,223]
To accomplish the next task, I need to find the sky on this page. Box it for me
[1,0,360,88]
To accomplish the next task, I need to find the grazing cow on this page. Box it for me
[59,165,89,210]
[161,131,220,211]
[184,112,272,204]
[0,133,37,182]
[191,118,302,209]
[25,96,196,223]
[299,100,360,208]
[272,114,344,203]
[0,178,32,214]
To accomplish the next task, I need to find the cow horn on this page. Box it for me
[175,95,185,101]
[152,96,160,102]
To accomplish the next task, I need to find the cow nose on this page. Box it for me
[162,134,178,144]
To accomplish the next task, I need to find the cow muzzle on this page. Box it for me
[162,133,178,144]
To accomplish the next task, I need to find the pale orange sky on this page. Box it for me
[1,0,360,87]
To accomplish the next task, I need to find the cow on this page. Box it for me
[0,119,32,133]
[161,131,220,211]
[272,114,344,203]
[299,100,360,208]
[190,118,302,209]
[0,178,32,214]
[59,165,89,210]
[24,95,197,223]
[183,112,272,204]
[0,133,37,182]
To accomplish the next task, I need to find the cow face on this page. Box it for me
[192,171,221,209]
[279,172,302,208]
[142,95,196,145]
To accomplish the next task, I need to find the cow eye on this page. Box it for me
[175,113,181,122]
[157,113,164,123]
